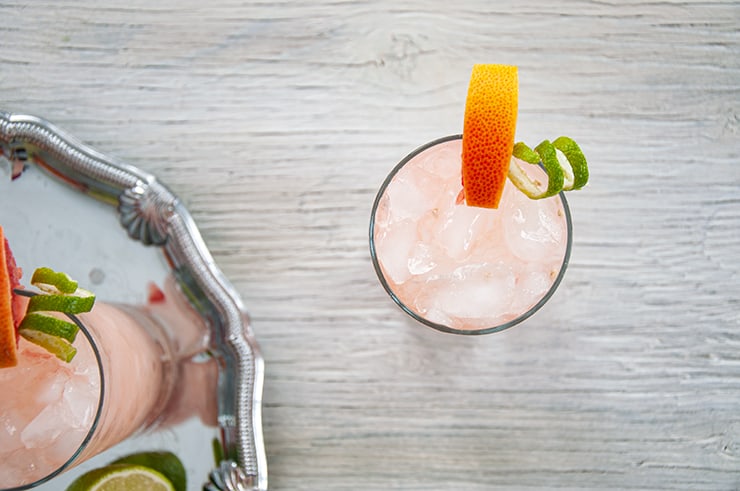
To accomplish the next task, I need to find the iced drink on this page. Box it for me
[0,278,217,489]
[370,135,571,334]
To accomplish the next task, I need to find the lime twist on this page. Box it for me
[18,328,78,363]
[31,266,79,294]
[508,136,589,199]
[18,267,96,362]
[19,312,79,343]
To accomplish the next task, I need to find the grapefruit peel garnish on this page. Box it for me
[461,64,589,208]
[13,266,96,363]
[0,227,18,368]
[461,64,518,209]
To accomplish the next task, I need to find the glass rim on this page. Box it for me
[369,134,573,336]
[5,291,105,491]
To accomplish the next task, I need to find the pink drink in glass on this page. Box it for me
[370,135,571,334]
[0,278,217,489]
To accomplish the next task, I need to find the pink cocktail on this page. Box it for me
[370,135,571,334]
[0,279,217,489]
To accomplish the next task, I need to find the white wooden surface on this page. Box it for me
[1,1,739,490]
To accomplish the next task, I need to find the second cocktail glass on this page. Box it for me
[0,279,216,490]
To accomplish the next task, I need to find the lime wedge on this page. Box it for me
[111,452,186,491]
[31,267,79,294]
[66,464,175,491]
[26,289,95,314]
[19,328,77,362]
[19,312,79,343]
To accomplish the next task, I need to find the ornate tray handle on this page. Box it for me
[0,111,268,491]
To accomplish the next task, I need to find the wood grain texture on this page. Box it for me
[1,1,739,489]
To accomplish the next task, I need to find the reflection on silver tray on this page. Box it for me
[0,111,267,491]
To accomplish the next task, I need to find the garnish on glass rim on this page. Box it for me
[0,226,19,368]
[18,326,79,363]
[20,266,96,362]
[31,266,79,294]
[460,64,589,209]
[0,228,96,366]
[509,137,589,199]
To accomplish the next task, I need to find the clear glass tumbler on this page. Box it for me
[369,135,572,335]
[0,278,216,490]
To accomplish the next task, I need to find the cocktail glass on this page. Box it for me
[370,135,572,335]
[0,279,216,490]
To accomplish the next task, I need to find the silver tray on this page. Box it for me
[0,111,267,491]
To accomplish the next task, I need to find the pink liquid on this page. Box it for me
[0,278,217,488]
[371,136,570,333]
[0,336,99,487]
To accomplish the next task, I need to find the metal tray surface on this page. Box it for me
[0,111,267,491]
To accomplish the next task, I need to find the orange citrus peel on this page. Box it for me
[0,226,17,368]
[461,64,518,208]
[461,64,589,208]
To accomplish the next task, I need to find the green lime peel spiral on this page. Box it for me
[18,267,96,362]
[509,136,589,199]
[31,267,79,294]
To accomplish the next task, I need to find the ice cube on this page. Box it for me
[21,404,63,448]
[386,165,444,222]
[502,199,564,263]
[417,141,462,180]
[375,218,418,284]
[63,377,98,430]
[373,194,392,228]
[416,208,438,244]
[32,370,66,407]
[422,306,454,328]
[407,242,437,275]
[1,407,27,454]
[509,267,553,315]
[438,262,516,320]
[436,205,488,262]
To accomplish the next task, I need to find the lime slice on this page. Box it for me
[111,452,186,491]
[66,464,175,491]
[31,267,79,294]
[19,312,79,343]
[26,289,95,314]
[19,328,77,362]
